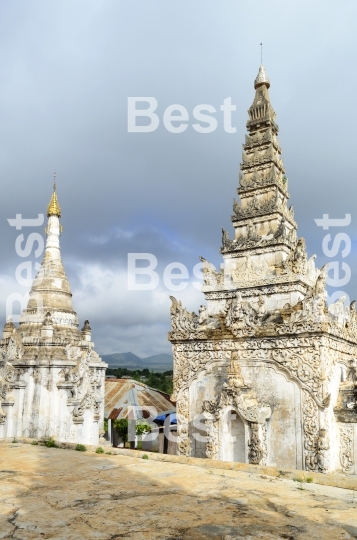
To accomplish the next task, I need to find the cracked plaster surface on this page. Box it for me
[0,443,357,539]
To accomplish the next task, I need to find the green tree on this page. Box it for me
[113,418,129,444]
[106,368,173,394]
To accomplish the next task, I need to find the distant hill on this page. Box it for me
[142,354,173,371]
[101,352,142,369]
[101,352,173,372]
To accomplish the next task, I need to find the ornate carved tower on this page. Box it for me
[169,65,357,474]
[0,185,107,444]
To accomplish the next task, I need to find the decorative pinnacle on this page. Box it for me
[47,173,61,217]
[254,64,270,89]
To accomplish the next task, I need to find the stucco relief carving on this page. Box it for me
[302,390,330,473]
[176,388,190,456]
[339,425,354,473]
[0,378,8,424]
[200,257,225,287]
[238,166,287,192]
[200,352,271,462]
[271,345,323,401]
[205,416,219,460]
[169,296,207,340]
[0,352,23,424]
[3,337,22,363]
[171,288,351,345]
[224,292,260,337]
[73,393,100,423]
[231,256,273,284]
[248,422,264,464]
[302,389,320,470]
[261,422,268,466]
[58,350,102,423]
[66,344,82,361]
[222,220,297,254]
[172,337,329,408]
[205,284,310,300]
[232,189,285,220]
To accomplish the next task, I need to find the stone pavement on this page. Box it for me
[0,442,356,539]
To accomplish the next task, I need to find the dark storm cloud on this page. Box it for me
[0,0,356,355]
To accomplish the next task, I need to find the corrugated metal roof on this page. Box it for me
[108,407,122,420]
[105,378,175,420]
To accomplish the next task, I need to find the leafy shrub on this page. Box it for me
[142,454,149,460]
[75,444,87,452]
[96,447,104,454]
[45,438,58,448]
[135,420,152,436]
[113,418,129,444]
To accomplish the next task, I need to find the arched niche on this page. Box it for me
[220,408,247,463]
[245,362,303,470]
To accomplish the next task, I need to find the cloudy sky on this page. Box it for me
[0,1,356,357]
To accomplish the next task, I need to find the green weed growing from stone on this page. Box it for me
[95,447,104,454]
[44,438,58,448]
[75,444,86,452]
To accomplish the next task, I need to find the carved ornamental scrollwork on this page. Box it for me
[339,425,354,473]
[73,393,100,424]
[169,297,206,341]
[205,416,219,460]
[176,388,190,456]
[302,389,320,471]
[302,389,330,473]
[200,352,271,464]
[172,335,334,414]
[0,345,23,425]
[248,422,264,465]
[57,350,103,423]
[271,345,324,403]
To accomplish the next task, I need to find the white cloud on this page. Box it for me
[69,259,204,356]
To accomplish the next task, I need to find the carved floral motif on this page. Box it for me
[248,422,264,465]
[176,388,190,456]
[58,350,103,423]
[302,390,330,472]
[339,425,354,473]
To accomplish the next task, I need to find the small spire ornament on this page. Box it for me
[47,172,61,217]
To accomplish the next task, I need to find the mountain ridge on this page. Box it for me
[100,351,173,372]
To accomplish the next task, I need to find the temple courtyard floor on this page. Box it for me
[1,442,357,540]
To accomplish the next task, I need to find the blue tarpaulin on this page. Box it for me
[155,413,177,424]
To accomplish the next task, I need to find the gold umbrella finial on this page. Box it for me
[47,172,61,217]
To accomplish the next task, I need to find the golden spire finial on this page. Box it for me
[47,172,61,217]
